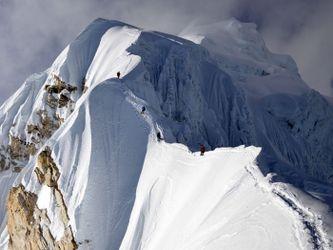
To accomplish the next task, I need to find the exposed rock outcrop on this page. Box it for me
[0,149,11,171]
[35,147,60,187]
[58,93,72,108]
[27,110,63,145]
[45,75,77,95]
[12,166,22,173]
[47,94,59,109]
[8,135,36,161]
[7,185,40,249]
[0,158,6,171]
[6,148,78,250]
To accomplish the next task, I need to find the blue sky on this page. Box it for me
[0,0,332,104]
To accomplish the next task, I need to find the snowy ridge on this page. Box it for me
[121,140,331,250]
[0,18,332,249]
[1,18,332,185]
[182,19,333,188]
[4,79,331,249]
[121,143,272,249]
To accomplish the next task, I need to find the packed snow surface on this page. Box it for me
[121,143,314,250]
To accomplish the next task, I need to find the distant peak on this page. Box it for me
[180,18,260,47]
[180,18,297,73]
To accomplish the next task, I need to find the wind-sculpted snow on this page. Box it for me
[0,18,333,249]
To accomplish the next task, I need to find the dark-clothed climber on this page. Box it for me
[157,132,163,142]
[141,106,146,114]
[200,144,206,156]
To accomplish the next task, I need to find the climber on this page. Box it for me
[261,70,270,76]
[157,132,163,142]
[141,106,146,114]
[81,77,88,93]
[200,144,205,156]
[117,71,121,79]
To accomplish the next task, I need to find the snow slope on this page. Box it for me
[2,79,332,249]
[121,142,324,250]
[14,81,150,249]
[0,18,333,249]
[0,19,143,245]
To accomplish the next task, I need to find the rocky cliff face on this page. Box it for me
[7,148,77,250]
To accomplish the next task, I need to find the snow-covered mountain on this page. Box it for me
[0,18,332,249]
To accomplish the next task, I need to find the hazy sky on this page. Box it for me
[0,0,332,104]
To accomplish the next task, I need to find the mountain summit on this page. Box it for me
[0,18,332,249]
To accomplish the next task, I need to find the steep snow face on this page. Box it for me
[0,19,143,235]
[123,31,254,149]
[0,72,47,145]
[3,80,331,250]
[181,19,333,187]
[12,81,150,249]
[0,19,145,248]
[0,18,120,143]
[0,18,333,249]
[252,90,333,184]
[76,23,255,150]
[85,25,141,88]
[1,17,332,187]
